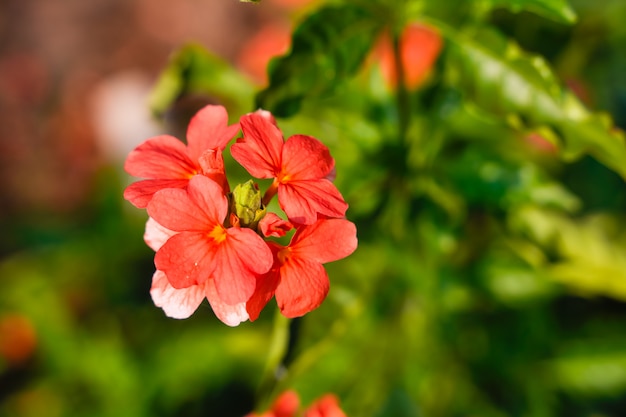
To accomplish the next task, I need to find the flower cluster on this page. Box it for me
[124,105,357,326]
[246,390,347,417]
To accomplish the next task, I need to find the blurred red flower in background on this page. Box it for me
[376,23,442,90]
[0,314,37,367]
[246,390,347,417]
[237,22,292,85]
[304,394,347,417]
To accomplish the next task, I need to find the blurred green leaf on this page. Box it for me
[444,28,626,180]
[149,43,254,117]
[482,254,557,306]
[551,349,626,396]
[446,147,580,212]
[509,207,626,300]
[484,0,577,24]
[256,4,383,117]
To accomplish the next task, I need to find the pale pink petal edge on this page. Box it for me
[150,270,205,319]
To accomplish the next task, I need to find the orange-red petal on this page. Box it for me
[146,176,228,232]
[123,178,190,209]
[154,232,216,289]
[291,219,357,263]
[275,257,329,318]
[259,213,293,238]
[147,187,212,232]
[246,270,280,322]
[204,278,250,326]
[212,227,274,305]
[232,111,284,178]
[186,105,240,161]
[281,135,334,180]
[124,134,198,179]
[278,179,348,224]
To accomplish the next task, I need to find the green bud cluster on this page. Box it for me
[229,180,267,230]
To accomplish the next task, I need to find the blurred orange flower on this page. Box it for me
[237,23,292,85]
[0,314,37,366]
[376,23,443,90]
[247,390,347,417]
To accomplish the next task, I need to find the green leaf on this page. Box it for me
[483,0,577,24]
[255,4,383,117]
[444,28,626,180]
[446,147,581,212]
[551,349,626,396]
[509,207,626,301]
[149,43,254,117]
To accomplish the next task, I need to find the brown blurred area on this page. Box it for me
[0,0,300,224]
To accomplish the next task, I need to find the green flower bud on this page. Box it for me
[230,180,267,230]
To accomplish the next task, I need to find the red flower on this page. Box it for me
[124,105,357,324]
[147,175,273,306]
[247,218,357,319]
[231,111,348,225]
[143,218,250,326]
[123,105,239,208]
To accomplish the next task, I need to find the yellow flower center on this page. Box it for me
[277,248,292,265]
[277,170,292,183]
[208,225,227,244]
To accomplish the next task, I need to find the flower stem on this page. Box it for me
[392,28,410,144]
[262,180,279,207]
[256,309,290,411]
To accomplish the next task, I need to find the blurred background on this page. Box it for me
[1,0,626,416]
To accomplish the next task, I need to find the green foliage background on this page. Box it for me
[2,0,626,416]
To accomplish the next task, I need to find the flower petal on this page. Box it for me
[212,227,274,305]
[231,111,284,179]
[246,270,280,322]
[259,213,293,238]
[144,217,177,251]
[278,179,348,225]
[282,135,334,180]
[123,178,190,208]
[291,219,357,264]
[275,257,329,318]
[147,186,213,232]
[186,105,240,160]
[124,135,198,179]
[150,270,205,319]
[246,244,282,321]
[154,232,216,289]
[205,278,249,326]
[198,149,229,192]
[186,175,229,226]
